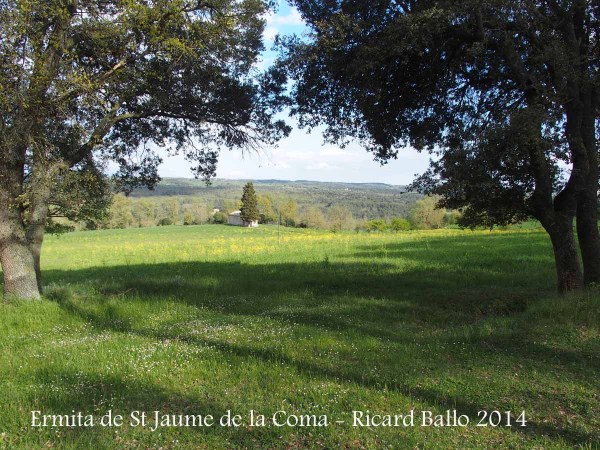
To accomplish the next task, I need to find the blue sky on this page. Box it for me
[157,1,431,185]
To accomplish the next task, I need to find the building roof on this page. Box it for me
[228,210,241,216]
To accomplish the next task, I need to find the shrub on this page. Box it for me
[390,218,411,231]
[409,196,445,229]
[157,217,174,226]
[365,219,388,232]
[211,212,228,224]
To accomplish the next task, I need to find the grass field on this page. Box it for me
[0,225,598,449]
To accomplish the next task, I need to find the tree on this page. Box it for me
[211,212,228,224]
[157,217,174,227]
[186,198,208,225]
[300,205,327,229]
[132,199,156,228]
[409,197,446,230]
[329,205,353,232]
[280,0,599,292]
[444,210,463,227]
[109,194,134,229]
[390,218,411,232]
[365,219,388,232]
[0,0,289,299]
[162,198,180,226]
[280,200,299,227]
[257,194,277,223]
[240,182,260,223]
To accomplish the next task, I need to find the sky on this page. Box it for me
[157,1,431,186]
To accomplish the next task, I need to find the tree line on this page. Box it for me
[128,178,422,220]
[69,190,459,233]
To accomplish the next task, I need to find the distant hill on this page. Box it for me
[130,178,422,220]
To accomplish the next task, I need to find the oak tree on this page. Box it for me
[0,0,289,298]
[279,0,599,292]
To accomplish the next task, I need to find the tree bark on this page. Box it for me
[0,150,41,300]
[544,215,585,293]
[26,225,45,294]
[24,161,56,294]
[522,99,584,293]
[575,93,600,286]
[0,1,77,300]
[532,187,584,293]
[0,194,40,300]
[577,175,600,286]
[0,234,41,300]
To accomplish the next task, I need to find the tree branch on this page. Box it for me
[57,58,127,104]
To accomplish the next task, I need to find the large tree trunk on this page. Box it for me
[0,163,50,298]
[577,180,600,286]
[530,196,584,294]
[544,215,584,293]
[0,0,76,300]
[575,94,600,286]
[0,194,41,300]
[523,99,584,293]
[533,182,584,293]
[25,162,55,294]
[0,150,42,300]
[0,234,41,300]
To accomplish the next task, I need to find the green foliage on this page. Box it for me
[44,219,75,235]
[182,213,194,226]
[257,194,277,223]
[161,198,180,226]
[280,200,299,227]
[130,178,422,220]
[181,199,208,226]
[55,180,501,232]
[328,205,353,231]
[157,217,174,227]
[390,218,411,232]
[48,163,112,225]
[240,182,260,223]
[280,0,598,233]
[300,205,327,229]
[211,212,228,224]
[444,210,463,227]
[409,196,446,230]
[365,219,388,232]
[131,199,157,228]
[0,0,290,291]
[109,194,134,229]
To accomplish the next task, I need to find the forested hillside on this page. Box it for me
[129,178,422,220]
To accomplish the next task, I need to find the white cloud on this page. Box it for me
[263,27,278,42]
[305,162,340,171]
[319,146,346,157]
[271,148,318,162]
[254,54,275,71]
[152,113,432,185]
[266,8,303,27]
[276,161,292,169]
[262,8,304,44]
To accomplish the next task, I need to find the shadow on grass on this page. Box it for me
[31,235,597,446]
[45,254,544,319]
[350,231,554,268]
[45,297,599,447]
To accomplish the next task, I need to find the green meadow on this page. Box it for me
[1,225,598,449]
